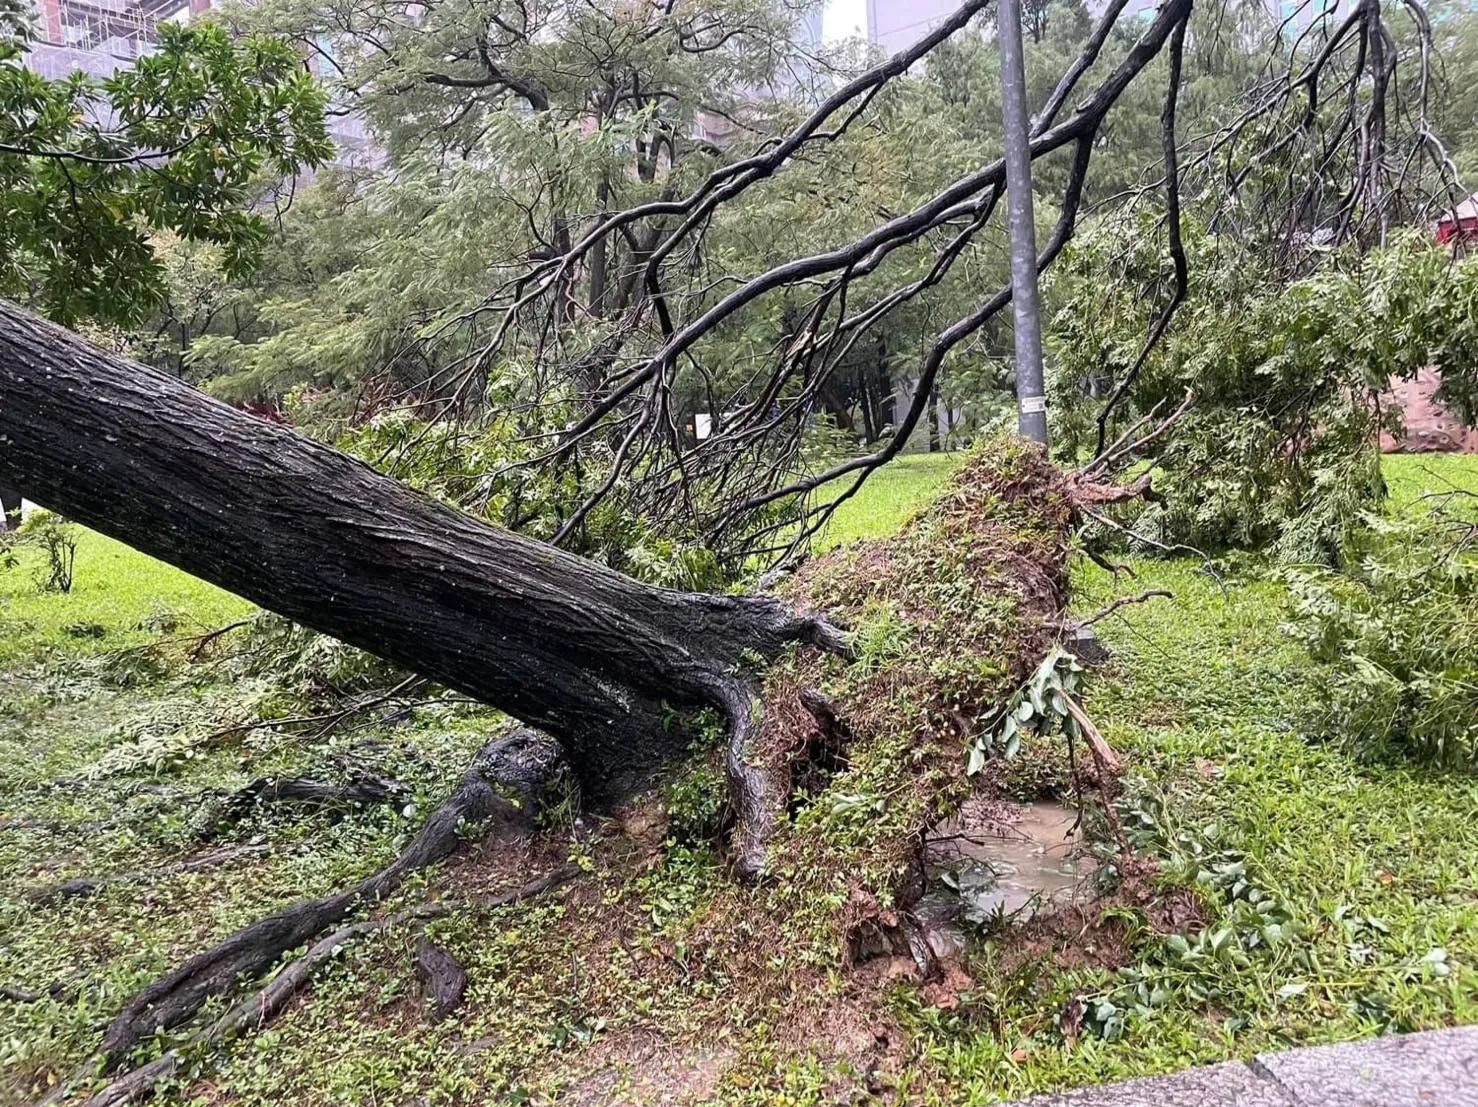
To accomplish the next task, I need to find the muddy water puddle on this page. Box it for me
[916,799,1097,956]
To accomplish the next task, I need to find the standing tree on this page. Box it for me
[0,6,330,325]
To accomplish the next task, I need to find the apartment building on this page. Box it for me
[21,0,372,155]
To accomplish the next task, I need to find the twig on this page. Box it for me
[1076,589,1173,629]
[187,620,250,660]
[1079,507,1226,594]
[1061,694,1122,775]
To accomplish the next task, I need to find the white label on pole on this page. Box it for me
[1020,396,1048,414]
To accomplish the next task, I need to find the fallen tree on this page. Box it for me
[0,296,1166,1092]
[0,296,850,1086]
[0,0,1456,1093]
[0,298,843,828]
[1,307,1179,1105]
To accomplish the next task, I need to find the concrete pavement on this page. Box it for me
[1014,1025,1478,1106]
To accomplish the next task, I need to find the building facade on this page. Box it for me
[21,0,371,156]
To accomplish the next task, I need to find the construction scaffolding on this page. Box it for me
[25,0,194,78]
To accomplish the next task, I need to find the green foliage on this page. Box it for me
[1285,510,1478,768]
[1050,224,1478,562]
[0,17,329,325]
[966,645,1083,774]
[1086,790,1303,1042]
[332,408,728,588]
[661,749,727,843]
[236,611,403,700]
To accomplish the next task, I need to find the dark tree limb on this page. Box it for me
[1075,590,1174,629]
[1094,13,1190,458]
[207,772,410,833]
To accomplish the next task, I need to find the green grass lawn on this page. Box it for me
[0,529,251,665]
[1380,451,1478,506]
[1,450,1475,1105]
[816,451,963,549]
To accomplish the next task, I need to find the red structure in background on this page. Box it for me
[1380,367,1478,454]
[1437,193,1478,246]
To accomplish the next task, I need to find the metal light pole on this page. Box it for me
[997,0,1048,446]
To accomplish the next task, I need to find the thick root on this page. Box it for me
[721,682,777,884]
[81,867,576,1107]
[91,728,565,1075]
[724,685,856,883]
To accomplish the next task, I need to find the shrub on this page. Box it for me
[1284,510,1478,768]
[13,510,78,593]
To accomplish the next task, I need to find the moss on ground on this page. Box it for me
[1,452,1476,1106]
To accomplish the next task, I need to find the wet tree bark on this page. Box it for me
[0,299,839,802]
[0,485,19,529]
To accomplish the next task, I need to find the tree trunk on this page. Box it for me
[858,373,878,443]
[0,299,836,802]
[0,485,18,529]
[588,171,611,317]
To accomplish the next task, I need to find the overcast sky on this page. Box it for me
[823,0,870,41]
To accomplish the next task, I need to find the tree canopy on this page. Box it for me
[0,4,329,326]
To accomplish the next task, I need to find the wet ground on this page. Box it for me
[917,799,1097,956]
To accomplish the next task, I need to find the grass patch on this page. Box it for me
[1381,451,1478,507]
[816,451,964,549]
[0,530,251,665]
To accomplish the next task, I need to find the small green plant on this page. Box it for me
[18,510,78,593]
[851,602,913,675]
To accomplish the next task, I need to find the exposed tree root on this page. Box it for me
[81,866,577,1107]
[416,936,469,1021]
[206,772,409,833]
[88,728,566,1076]
[724,678,859,883]
[26,844,269,904]
[720,681,775,884]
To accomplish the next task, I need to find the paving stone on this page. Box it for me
[1008,1028,1478,1107]
[1012,1061,1293,1107]
[1253,1025,1478,1107]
